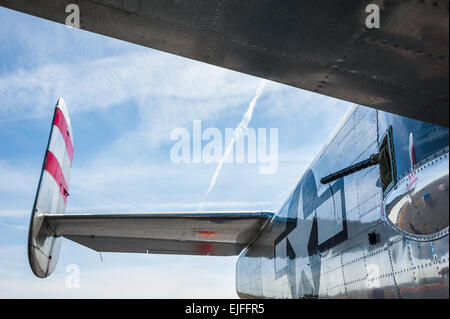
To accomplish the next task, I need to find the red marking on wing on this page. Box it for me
[198,231,217,237]
[54,108,73,163]
[44,150,69,204]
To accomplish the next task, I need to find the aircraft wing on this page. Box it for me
[27,99,274,278]
[1,0,448,126]
[39,211,273,256]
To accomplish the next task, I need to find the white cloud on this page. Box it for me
[0,161,38,194]
[0,51,282,121]
[0,243,239,298]
[0,222,27,231]
[0,263,239,298]
[0,8,354,299]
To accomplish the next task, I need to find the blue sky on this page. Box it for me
[0,7,351,298]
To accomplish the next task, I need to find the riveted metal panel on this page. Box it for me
[3,0,447,125]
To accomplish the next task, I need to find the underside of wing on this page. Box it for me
[1,1,448,126]
[41,212,274,256]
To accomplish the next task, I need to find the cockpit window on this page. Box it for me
[378,112,449,180]
[379,126,396,194]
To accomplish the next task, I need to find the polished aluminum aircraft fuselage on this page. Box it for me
[235,105,449,298]
[6,1,448,299]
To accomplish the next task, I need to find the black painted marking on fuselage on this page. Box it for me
[273,169,348,297]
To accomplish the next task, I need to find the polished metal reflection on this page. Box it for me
[236,107,449,299]
[384,152,449,237]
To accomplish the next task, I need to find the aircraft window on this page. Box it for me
[379,126,396,194]
[378,112,449,179]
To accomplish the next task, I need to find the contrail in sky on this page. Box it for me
[199,79,267,209]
